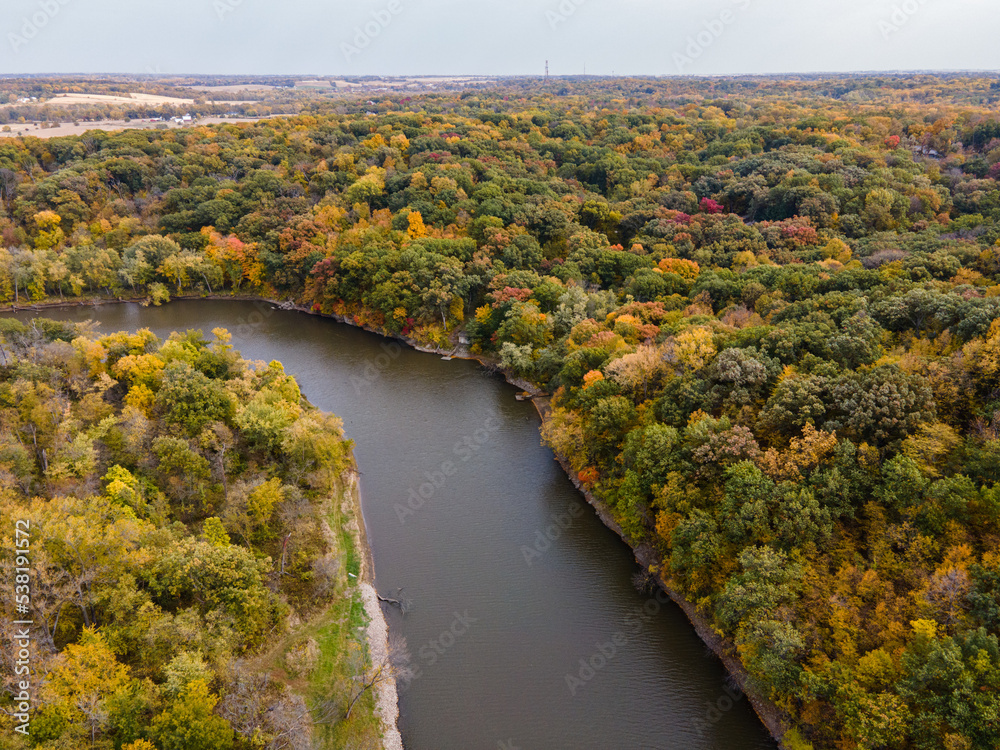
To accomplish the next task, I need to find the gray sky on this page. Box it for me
[1,0,997,77]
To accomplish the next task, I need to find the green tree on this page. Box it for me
[150,679,234,750]
[156,361,235,435]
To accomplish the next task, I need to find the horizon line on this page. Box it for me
[2,69,1000,80]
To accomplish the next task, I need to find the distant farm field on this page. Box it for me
[0,115,279,139]
[48,92,195,106]
[184,84,283,92]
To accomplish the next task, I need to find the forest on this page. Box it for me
[0,320,393,749]
[1,73,1000,747]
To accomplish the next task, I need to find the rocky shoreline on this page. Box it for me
[343,467,404,750]
[534,411,790,745]
[359,582,403,750]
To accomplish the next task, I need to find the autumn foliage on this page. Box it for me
[3,75,1000,746]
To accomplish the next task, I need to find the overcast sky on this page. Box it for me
[1,0,997,77]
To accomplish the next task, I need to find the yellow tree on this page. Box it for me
[33,210,64,250]
[407,210,428,239]
[42,627,132,744]
[671,326,716,371]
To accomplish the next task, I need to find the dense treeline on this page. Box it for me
[1,75,1000,748]
[0,320,385,749]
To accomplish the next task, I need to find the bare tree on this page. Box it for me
[219,661,314,750]
[631,569,657,595]
[75,693,109,746]
[0,167,19,210]
[267,691,314,750]
[925,567,972,629]
[18,545,89,652]
[343,632,413,721]
[201,421,234,497]
[310,555,342,599]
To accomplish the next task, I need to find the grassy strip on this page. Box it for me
[253,474,384,748]
[309,476,383,748]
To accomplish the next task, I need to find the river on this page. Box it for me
[13,300,776,750]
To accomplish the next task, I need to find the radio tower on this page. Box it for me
[545,60,549,83]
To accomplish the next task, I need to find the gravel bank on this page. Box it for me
[360,582,403,750]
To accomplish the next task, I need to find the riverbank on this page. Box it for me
[265,297,791,747]
[4,291,784,747]
[532,399,790,744]
[2,295,405,750]
[343,470,404,750]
